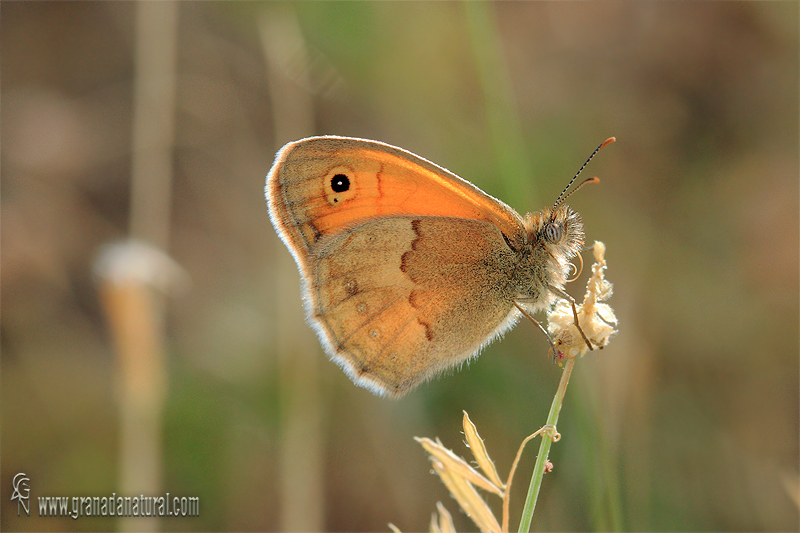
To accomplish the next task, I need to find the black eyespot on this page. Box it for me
[331,174,350,193]
[544,222,563,243]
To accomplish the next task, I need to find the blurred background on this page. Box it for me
[2,2,798,531]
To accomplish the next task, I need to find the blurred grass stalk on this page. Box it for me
[259,5,325,532]
[463,1,537,205]
[96,249,169,532]
[97,2,179,532]
[573,370,625,531]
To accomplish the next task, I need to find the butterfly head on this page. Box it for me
[523,136,615,289]
[523,205,585,263]
[514,205,584,309]
[513,138,615,306]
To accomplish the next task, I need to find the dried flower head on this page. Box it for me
[547,241,617,359]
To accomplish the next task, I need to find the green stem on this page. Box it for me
[518,356,576,533]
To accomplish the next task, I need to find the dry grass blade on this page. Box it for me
[429,514,440,533]
[430,502,456,533]
[462,411,505,490]
[432,461,501,533]
[416,437,503,497]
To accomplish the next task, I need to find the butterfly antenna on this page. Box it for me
[553,137,615,209]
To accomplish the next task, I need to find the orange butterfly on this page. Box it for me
[267,136,613,397]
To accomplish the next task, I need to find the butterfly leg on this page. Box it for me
[514,302,555,349]
[547,286,594,351]
[514,302,571,363]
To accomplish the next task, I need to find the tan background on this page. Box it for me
[2,2,798,531]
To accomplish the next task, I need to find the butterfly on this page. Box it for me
[266,136,613,397]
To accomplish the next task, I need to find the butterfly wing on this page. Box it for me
[267,136,525,273]
[266,136,528,397]
[310,216,520,397]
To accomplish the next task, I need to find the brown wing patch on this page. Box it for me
[306,216,522,396]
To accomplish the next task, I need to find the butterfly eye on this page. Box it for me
[544,222,563,243]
